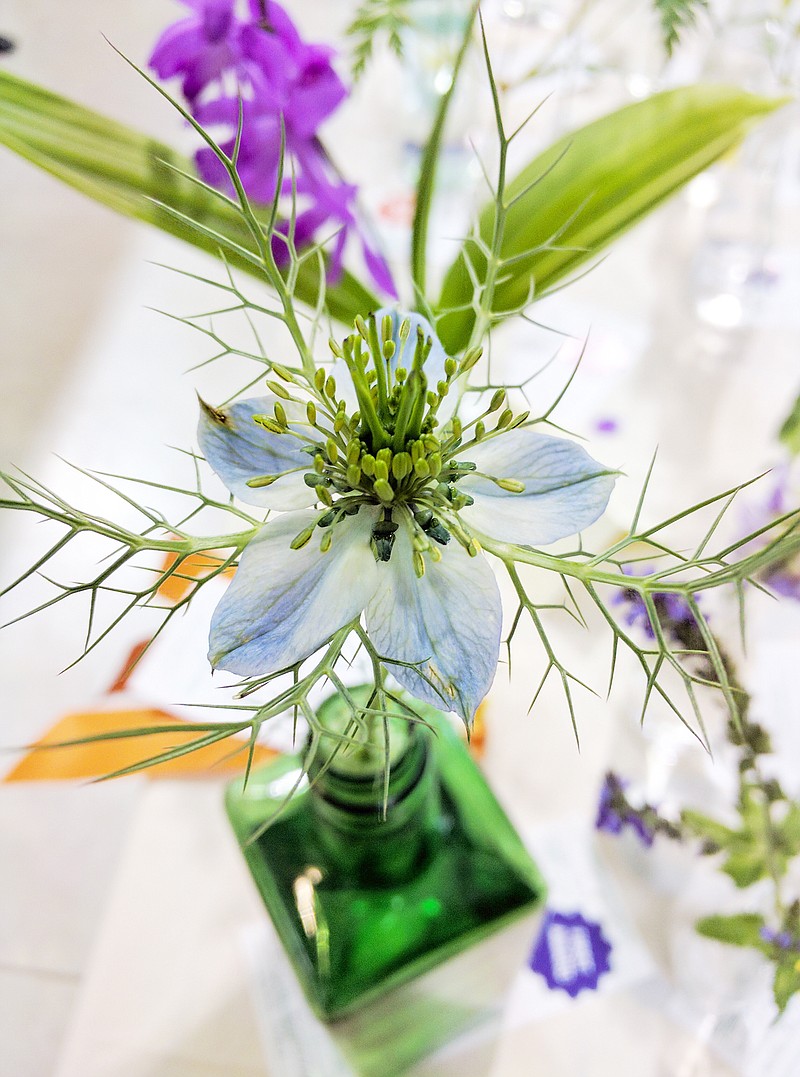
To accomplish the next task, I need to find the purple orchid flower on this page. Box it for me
[149,0,395,296]
[149,0,251,103]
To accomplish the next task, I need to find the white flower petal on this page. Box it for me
[458,428,616,545]
[365,515,502,725]
[198,396,313,510]
[209,508,380,675]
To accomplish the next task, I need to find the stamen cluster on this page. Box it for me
[250,314,530,573]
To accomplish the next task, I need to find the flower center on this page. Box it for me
[251,314,506,571]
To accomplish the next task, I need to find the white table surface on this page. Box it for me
[3,2,800,1075]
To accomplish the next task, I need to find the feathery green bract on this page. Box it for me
[347,0,412,80]
[655,0,707,57]
[0,69,378,326]
[435,85,785,354]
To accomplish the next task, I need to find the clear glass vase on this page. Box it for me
[226,693,546,1076]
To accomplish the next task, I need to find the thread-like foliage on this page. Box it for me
[346,0,413,79]
[655,0,708,56]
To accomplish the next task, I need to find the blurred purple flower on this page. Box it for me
[738,466,800,602]
[150,0,250,103]
[595,772,654,847]
[149,0,394,296]
[760,925,798,952]
[613,563,699,641]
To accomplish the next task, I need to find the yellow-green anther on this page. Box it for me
[346,463,361,486]
[325,375,336,398]
[246,474,278,488]
[354,314,368,340]
[467,539,481,557]
[328,338,344,359]
[427,391,438,407]
[333,413,346,434]
[320,529,333,553]
[423,434,439,452]
[313,453,325,474]
[306,401,317,425]
[451,417,462,439]
[411,440,423,464]
[381,313,393,342]
[273,402,287,426]
[437,380,448,396]
[290,526,315,550]
[460,346,482,373]
[414,458,431,479]
[444,357,457,378]
[497,408,513,429]
[267,380,291,400]
[449,519,474,552]
[326,438,339,463]
[428,452,442,477]
[361,454,376,477]
[374,459,389,483]
[395,367,407,383]
[383,340,396,361]
[398,318,411,343]
[489,389,505,413]
[351,411,361,426]
[412,551,426,578]
[475,420,486,440]
[429,545,442,562]
[496,478,525,493]
[392,452,412,481]
[273,364,294,381]
[509,411,530,429]
[377,447,392,467]
[315,368,326,391]
[346,440,361,465]
[374,478,394,502]
[316,484,333,506]
[254,416,285,435]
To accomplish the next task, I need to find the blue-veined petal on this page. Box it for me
[198,396,313,509]
[458,428,616,546]
[365,513,502,725]
[375,308,448,384]
[209,508,380,675]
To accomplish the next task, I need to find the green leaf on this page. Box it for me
[0,69,378,326]
[779,391,800,455]
[775,802,800,858]
[436,85,785,354]
[722,847,770,888]
[696,913,766,948]
[681,809,739,849]
[774,960,800,1014]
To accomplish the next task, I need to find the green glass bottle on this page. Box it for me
[226,693,546,1075]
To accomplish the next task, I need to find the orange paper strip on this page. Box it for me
[5,707,275,782]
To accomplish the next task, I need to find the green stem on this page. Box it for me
[410,1,479,301]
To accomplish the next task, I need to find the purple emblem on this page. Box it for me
[529,909,612,997]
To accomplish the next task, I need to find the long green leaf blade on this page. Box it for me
[0,69,378,325]
[436,85,785,353]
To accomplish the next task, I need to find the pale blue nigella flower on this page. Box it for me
[198,312,616,724]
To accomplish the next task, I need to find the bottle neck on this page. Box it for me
[306,723,441,883]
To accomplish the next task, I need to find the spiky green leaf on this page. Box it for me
[0,69,378,325]
[436,85,785,353]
